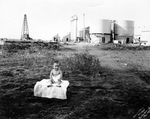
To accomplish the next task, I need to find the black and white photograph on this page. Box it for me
[0,0,150,119]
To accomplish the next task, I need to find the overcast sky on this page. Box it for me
[0,0,150,40]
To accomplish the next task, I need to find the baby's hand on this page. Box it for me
[56,81,61,87]
[47,84,52,87]
[51,79,55,84]
[56,84,61,87]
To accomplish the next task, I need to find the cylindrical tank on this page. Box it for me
[90,19,111,34]
[115,20,134,35]
[79,29,84,39]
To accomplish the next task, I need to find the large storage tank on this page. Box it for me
[115,20,134,35]
[90,19,111,34]
[90,19,112,43]
[114,20,134,43]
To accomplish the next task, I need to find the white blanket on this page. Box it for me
[34,79,69,99]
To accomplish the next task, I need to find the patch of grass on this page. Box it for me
[66,79,150,119]
[124,64,150,85]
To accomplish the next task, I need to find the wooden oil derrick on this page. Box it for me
[21,14,32,40]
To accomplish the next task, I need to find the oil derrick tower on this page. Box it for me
[21,14,31,40]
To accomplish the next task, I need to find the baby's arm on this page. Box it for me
[49,70,52,80]
[57,70,63,85]
[47,70,54,87]
[50,70,55,83]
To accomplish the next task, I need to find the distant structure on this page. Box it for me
[79,26,90,42]
[21,14,32,40]
[62,32,71,42]
[90,19,112,44]
[134,25,150,45]
[89,19,134,44]
[52,34,60,42]
[114,20,134,44]
[71,15,78,42]
[139,26,150,42]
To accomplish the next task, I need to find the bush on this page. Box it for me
[61,52,101,77]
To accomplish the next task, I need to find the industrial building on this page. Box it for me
[68,16,136,44]
[87,19,134,44]
[52,34,61,42]
[140,27,150,46]
[62,33,71,42]
[141,30,150,42]
[79,26,90,42]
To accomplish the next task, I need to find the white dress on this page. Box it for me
[34,74,69,99]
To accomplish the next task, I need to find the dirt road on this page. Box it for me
[62,42,150,71]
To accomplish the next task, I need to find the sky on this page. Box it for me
[0,0,150,40]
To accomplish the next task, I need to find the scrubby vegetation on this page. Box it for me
[99,43,150,50]
[2,41,60,53]
[0,45,150,119]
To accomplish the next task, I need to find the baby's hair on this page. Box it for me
[53,60,60,65]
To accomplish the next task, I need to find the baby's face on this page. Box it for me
[53,63,59,70]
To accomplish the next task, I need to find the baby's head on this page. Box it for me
[53,60,60,70]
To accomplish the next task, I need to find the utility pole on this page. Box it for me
[71,15,78,42]
[83,14,85,42]
[21,14,30,40]
[111,20,115,43]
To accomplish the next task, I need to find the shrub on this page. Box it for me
[61,52,101,77]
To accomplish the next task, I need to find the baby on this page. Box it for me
[47,60,62,87]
